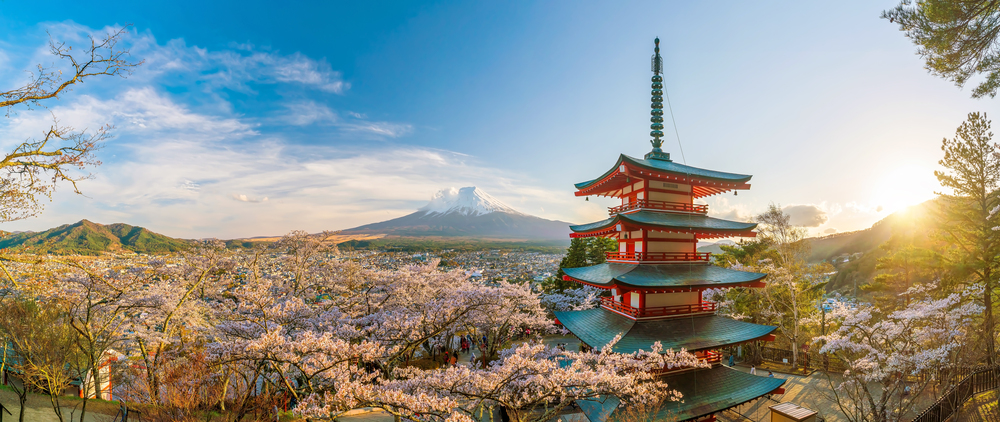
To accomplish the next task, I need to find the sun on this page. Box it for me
[869,163,938,215]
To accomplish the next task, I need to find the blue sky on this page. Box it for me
[0,1,993,238]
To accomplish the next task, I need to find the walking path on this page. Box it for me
[0,387,115,422]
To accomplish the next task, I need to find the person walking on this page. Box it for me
[450,354,458,367]
[728,354,735,367]
[750,365,757,375]
[768,371,774,378]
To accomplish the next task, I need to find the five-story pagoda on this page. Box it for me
[555,39,786,422]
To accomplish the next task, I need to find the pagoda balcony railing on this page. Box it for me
[657,351,723,374]
[652,350,722,376]
[609,200,708,215]
[700,350,722,365]
[605,251,711,262]
[600,296,718,319]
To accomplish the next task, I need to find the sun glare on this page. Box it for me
[869,164,938,215]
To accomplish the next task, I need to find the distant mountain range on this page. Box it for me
[341,187,572,241]
[0,219,191,255]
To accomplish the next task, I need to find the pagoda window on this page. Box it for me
[619,242,626,252]
[646,291,699,307]
[632,181,643,191]
[623,185,632,195]
[627,292,639,306]
[631,230,643,239]
[637,191,645,200]
[635,242,643,253]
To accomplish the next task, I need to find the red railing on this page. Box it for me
[609,200,708,215]
[657,350,724,374]
[701,350,722,364]
[600,296,717,318]
[605,251,711,262]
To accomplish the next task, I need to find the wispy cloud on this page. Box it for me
[0,87,575,238]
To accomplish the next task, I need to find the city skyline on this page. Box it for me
[0,1,984,238]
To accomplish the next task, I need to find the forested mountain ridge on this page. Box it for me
[805,199,938,292]
[0,219,191,255]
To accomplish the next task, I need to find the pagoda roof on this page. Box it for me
[574,154,752,198]
[553,308,776,354]
[563,262,766,290]
[577,366,785,422]
[569,210,757,238]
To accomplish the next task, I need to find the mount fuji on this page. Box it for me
[342,187,572,240]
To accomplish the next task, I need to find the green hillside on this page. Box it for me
[805,199,938,293]
[0,220,192,255]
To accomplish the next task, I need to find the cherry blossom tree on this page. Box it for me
[817,291,982,422]
[295,336,706,422]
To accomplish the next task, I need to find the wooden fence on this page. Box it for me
[758,347,848,373]
[911,364,1000,422]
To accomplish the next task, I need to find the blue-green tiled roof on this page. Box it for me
[575,154,753,190]
[578,366,785,422]
[569,210,757,234]
[554,308,776,354]
[563,263,765,289]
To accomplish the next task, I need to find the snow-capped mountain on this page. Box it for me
[418,187,524,216]
[342,187,570,241]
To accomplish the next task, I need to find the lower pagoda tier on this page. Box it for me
[576,366,787,422]
[554,309,776,354]
[563,263,765,289]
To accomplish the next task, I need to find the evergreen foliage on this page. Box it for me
[933,111,1000,364]
[541,237,616,293]
[884,0,1000,98]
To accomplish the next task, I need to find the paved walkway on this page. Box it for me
[718,364,844,422]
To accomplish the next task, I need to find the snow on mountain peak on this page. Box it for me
[418,187,523,216]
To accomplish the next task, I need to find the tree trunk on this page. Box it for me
[986,268,996,366]
[17,389,26,422]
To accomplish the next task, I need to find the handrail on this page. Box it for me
[600,296,717,318]
[911,364,1000,422]
[605,251,711,262]
[609,200,708,215]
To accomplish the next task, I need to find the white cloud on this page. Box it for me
[782,204,829,227]
[34,23,349,95]
[279,101,338,126]
[232,194,268,203]
[0,89,576,238]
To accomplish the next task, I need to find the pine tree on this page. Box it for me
[935,111,1000,365]
[543,237,617,293]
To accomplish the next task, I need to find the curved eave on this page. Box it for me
[569,211,757,238]
[553,309,778,354]
[562,263,766,289]
[578,367,786,422]
[574,154,753,198]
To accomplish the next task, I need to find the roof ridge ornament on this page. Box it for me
[646,37,672,162]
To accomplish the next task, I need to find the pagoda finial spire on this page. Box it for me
[646,37,671,161]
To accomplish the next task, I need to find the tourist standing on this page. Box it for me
[750,365,756,375]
